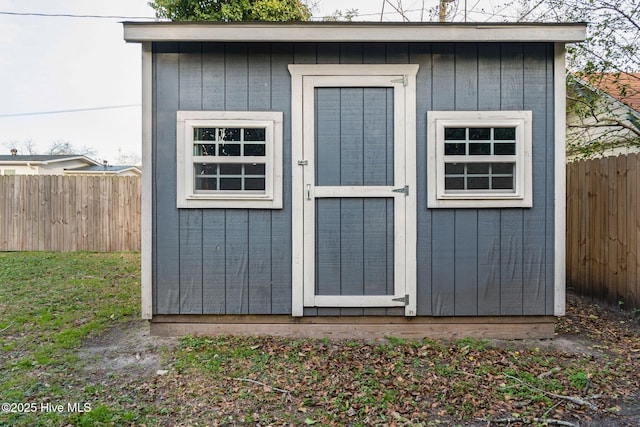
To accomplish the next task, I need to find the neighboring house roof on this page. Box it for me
[0,154,100,166]
[64,165,142,176]
[567,75,640,160]
[585,73,640,113]
[0,154,141,176]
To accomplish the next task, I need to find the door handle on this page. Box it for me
[306,184,311,200]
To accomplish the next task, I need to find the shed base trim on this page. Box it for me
[150,315,555,339]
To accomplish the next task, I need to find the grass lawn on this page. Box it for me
[0,252,639,426]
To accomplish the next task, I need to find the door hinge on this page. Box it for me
[392,185,409,196]
[297,160,308,166]
[392,294,409,305]
[391,75,408,86]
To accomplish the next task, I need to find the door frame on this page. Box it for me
[289,64,418,317]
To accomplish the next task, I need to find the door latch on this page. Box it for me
[392,185,409,196]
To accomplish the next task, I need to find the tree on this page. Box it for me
[518,0,640,158]
[3,138,37,155]
[321,9,358,22]
[47,140,96,157]
[149,0,312,21]
[116,148,142,166]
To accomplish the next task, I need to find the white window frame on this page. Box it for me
[176,110,283,209]
[427,110,533,208]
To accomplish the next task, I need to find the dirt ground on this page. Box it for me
[77,293,640,426]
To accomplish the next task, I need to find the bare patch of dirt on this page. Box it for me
[78,320,177,377]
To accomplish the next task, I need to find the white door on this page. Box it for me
[289,65,418,316]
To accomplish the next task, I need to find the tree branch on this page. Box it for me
[504,374,597,410]
[488,417,579,427]
[232,377,292,398]
[569,120,640,137]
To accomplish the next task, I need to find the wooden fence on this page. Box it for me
[566,153,640,310]
[0,175,141,252]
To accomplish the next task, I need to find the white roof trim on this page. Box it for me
[0,156,99,166]
[63,167,142,175]
[43,156,101,166]
[123,22,586,43]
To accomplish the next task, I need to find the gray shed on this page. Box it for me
[123,22,586,339]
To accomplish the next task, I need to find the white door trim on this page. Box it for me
[289,64,418,317]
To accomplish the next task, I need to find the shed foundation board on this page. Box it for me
[150,316,556,340]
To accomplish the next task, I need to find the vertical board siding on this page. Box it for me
[523,43,548,315]
[430,43,456,316]
[412,43,433,316]
[499,43,525,315]
[178,42,204,314]
[154,44,180,314]
[544,44,556,313]
[269,43,293,314]
[225,210,249,314]
[152,41,556,316]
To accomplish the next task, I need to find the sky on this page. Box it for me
[0,0,518,165]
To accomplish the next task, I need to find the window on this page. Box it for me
[177,111,283,208]
[427,111,532,208]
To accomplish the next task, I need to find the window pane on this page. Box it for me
[445,177,464,190]
[194,144,216,156]
[245,163,266,175]
[494,143,516,155]
[194,128,216,141]
[492,163,514,175]
[468,176,489,189]
[444,143,465,155]
[468,163,490,174]
[195,177,217,190]
[494,127,516,140]
[445,163,464,174]
[218,144,241,156]
[244,128,265,141]
[195,163,217,175]
[469,143,491,155]
[219,128,241,141]
[220,178,242,190]
[244,144,266,156]
[469,128,490,140]
[444,128,466,140]
[492,176,514,189]
[245,178,265,190]
[220,164,242,175]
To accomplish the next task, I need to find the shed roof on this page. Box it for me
[123,22,586,44]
